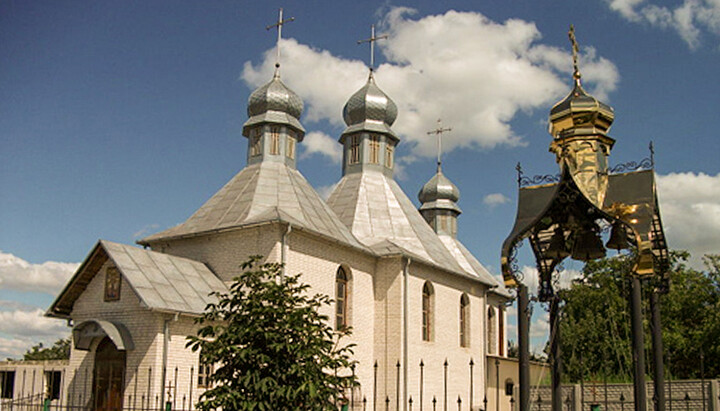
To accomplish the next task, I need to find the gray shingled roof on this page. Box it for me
[438,236,508,291]
[327,171,480,280]
[140,162,366,250]
[47,240,227,317]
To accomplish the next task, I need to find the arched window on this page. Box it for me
[270,126,281,155]
[460,294,470,347]
[336,267,349,330]
[487,306,496,354]
[422,282,434,341]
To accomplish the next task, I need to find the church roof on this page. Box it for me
[438,236,511,296]
[47,240,227,318]
[243,69,305,138]
[140,162,365,250]
[327,171,492,284]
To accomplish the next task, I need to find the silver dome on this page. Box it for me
[341,72,398,139]
[418,166,462,214]
[243,70,305,137]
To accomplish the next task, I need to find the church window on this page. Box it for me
[286,131,296,159]
[336,267,349,330]
[369,135,380,164]
[104,266,121,302]
[460,293,470,347]
[250,129,261,157]
[422,282,434,341]
[385,144,394,168]
[349,136,360,164]
[198,357,213,388]
[487,306,497,354]
[270,126,281,155]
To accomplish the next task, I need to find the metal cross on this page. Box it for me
[357,24,388,71]
[427,119,452,168]
[266,8,295,67]
[568,24,581,80]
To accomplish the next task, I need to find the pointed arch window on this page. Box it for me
[385,144,394,168]
[250,129,261,157]
[422,282,434,341]
[369,135,380,164]
[460,294,470,347]
[498,307,505,356]
[336,267,349,330]
[270,126,281,155]
[349,136,361,164]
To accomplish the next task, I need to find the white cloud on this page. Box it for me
[656,172,720,268]
[301,131,342,163]
[0,251,78,295]
[133,223,160,239]
[483,193,510,207]
[315,183,338,200]
[242,8,618,159]
[605,0,720,49]
[0,308,70,359]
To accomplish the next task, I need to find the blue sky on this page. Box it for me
[1,0,719,358]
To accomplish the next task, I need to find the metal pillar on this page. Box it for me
[518,284,530,411]
[631,276,648,411]
[650,289,666,411]
[550,296,562,411]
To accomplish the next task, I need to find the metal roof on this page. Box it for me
[47,240,227,318]
[140,162,365,250]
[327,170,483,281]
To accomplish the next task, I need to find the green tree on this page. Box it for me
[24,337,71,360]
[557,251,720,382]
[187,256,357,411]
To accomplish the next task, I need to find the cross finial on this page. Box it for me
[568,24,581,81]
[427,119,452,171]
[266,8,295,69]
[357,24,388,72]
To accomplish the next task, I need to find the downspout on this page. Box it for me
[161,313,178,408]
[403,257,411,411]
[482,288,488,406]
[281,223,292,279]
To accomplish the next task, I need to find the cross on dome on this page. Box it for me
[568,24,581,81]
[357,24,388,72]
[427,119,452,170]
[266,8,295,69]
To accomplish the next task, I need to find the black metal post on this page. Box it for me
[470,358,474,410]
[630,276,648,411]
[444,359,449,411]
[550,296,562,411]
[374,361,378,411]
[701,349,706,411]
[420,360,424,411]
[518,284,531,411]
[650,288,666,411]
[397,361,401,411]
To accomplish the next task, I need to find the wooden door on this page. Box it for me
[93,337,125,411]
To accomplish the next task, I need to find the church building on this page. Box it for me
[45,53,511,410]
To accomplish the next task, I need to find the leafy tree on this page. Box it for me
[187,256,357,411]
[24,337,71,360]
[557,251,720,382]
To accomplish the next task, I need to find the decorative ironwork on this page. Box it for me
[516,162,561,187]
[609,143,655,174]
[508,240,524,283]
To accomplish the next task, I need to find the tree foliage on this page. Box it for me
[557,251,720,382]
[23,337,71,361]
[187,256,357,411]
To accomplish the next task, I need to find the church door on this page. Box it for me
[92,337,126,411]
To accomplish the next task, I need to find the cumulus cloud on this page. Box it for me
[242,8,618,159]
[605,0,720,49]
[0,251,78,294]
[0,308,70,359]
[656,172,720,268]
[483,193,510,207]
[301,131,343,163]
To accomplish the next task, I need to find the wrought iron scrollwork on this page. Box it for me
[508,240,524,283]
[609,142,655,174]
[517,160,561,187]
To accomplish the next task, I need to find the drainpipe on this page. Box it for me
[160,313,178,408]
[403,257,411,411]
[281,224,292,279]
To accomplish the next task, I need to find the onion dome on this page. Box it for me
[341,71,398,140]
[548,77,614,139]
[243,68,305,138]
[418,165,462,215]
